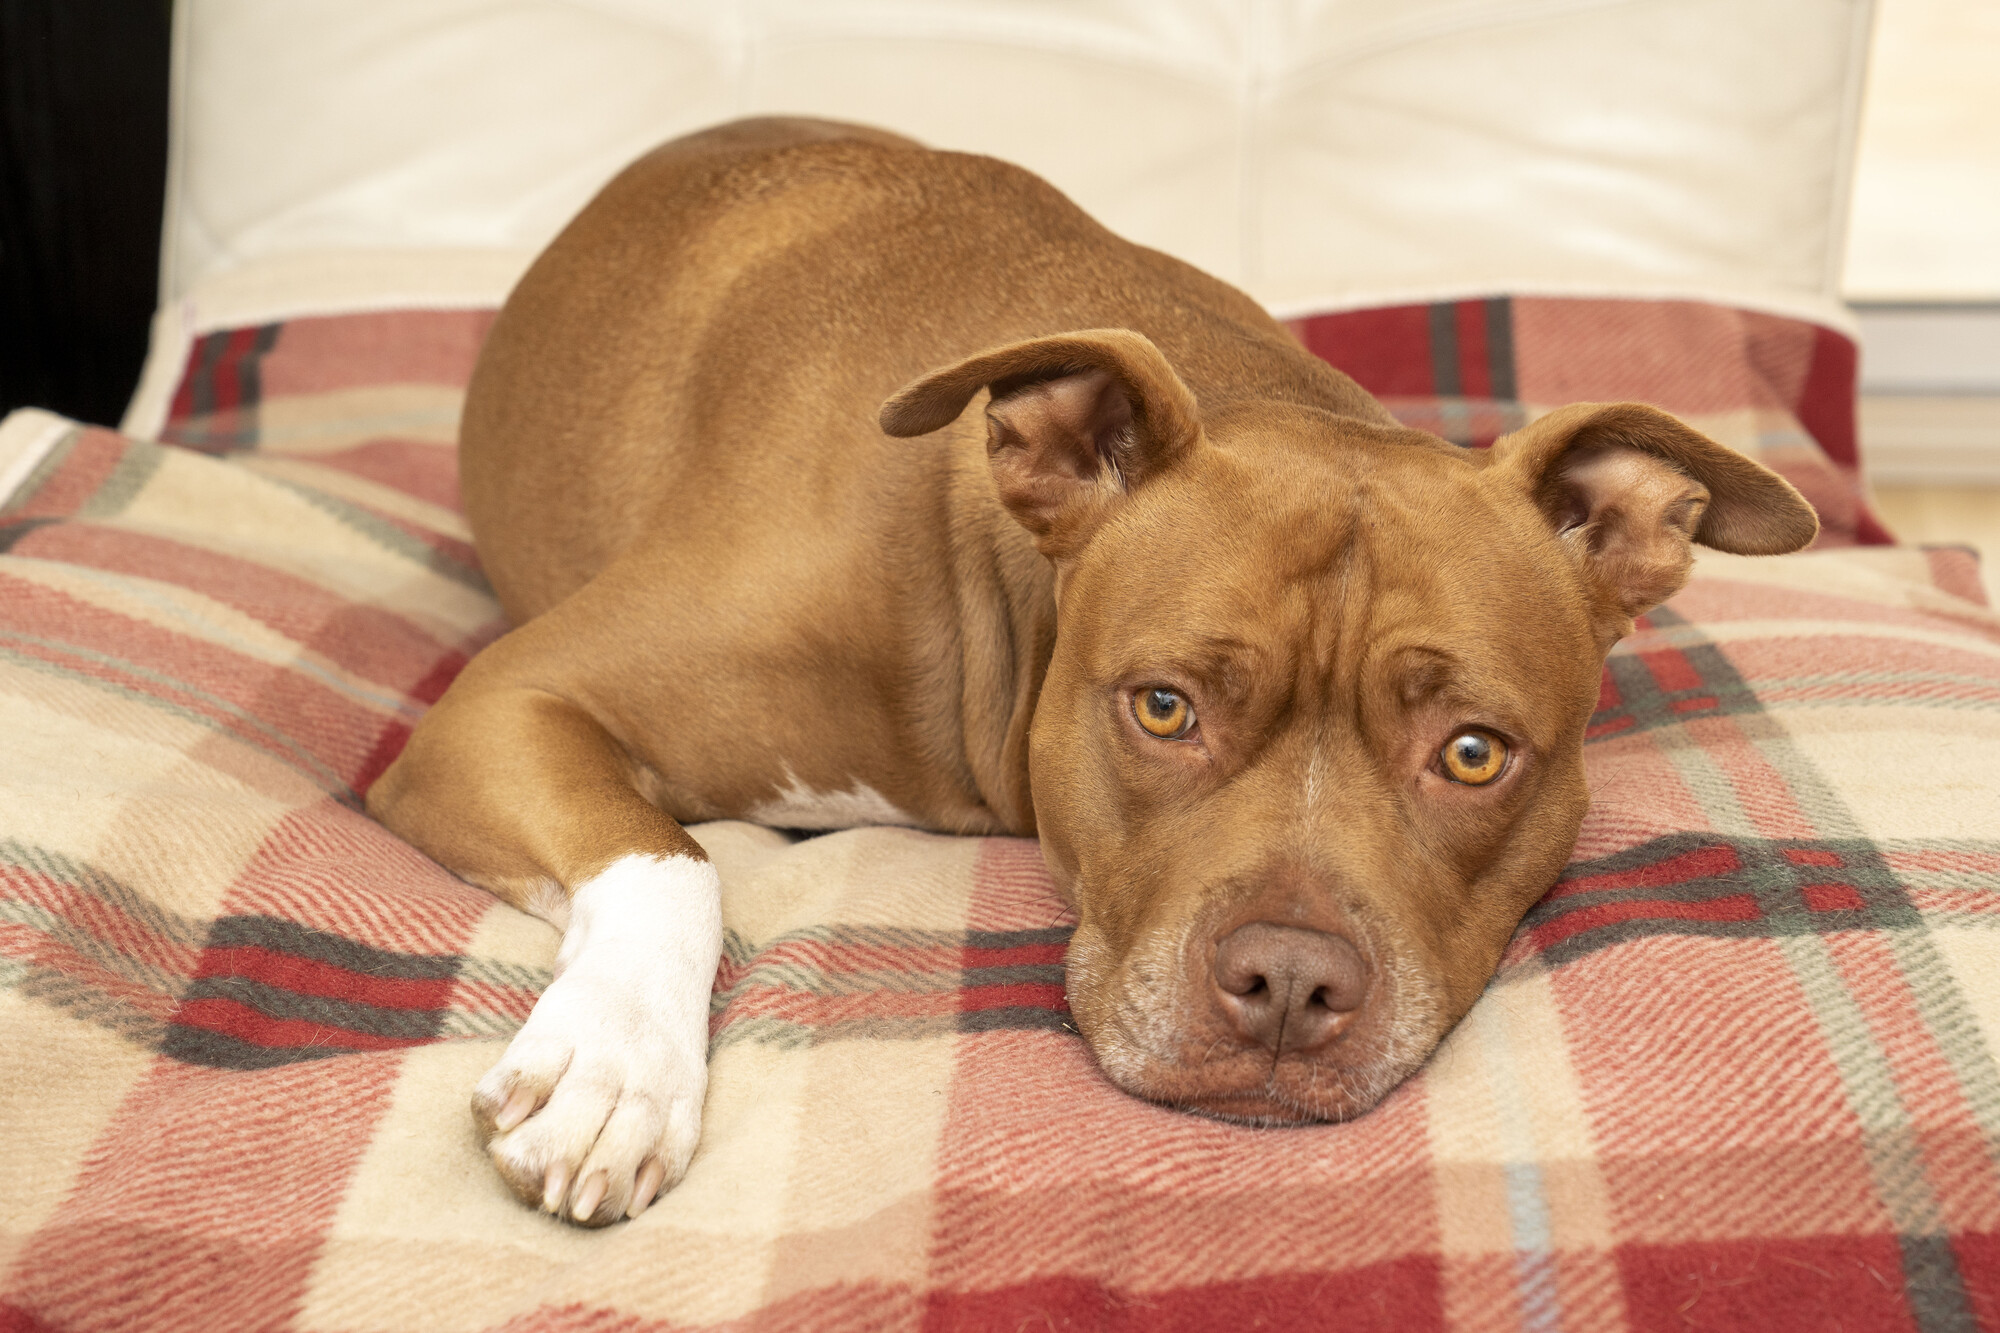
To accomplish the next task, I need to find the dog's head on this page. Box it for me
[881,329,1817,1121]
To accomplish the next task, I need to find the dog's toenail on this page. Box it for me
[542,1164,571,1213]
[495,1086,537,1132]
[573,1171,608,1222]
[629,1158,667,1217]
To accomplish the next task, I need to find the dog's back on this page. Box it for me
[460,117,1386,621]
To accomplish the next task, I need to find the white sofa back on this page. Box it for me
[164,0,1873,328]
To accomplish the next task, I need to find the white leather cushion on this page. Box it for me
[167,0,1870,330]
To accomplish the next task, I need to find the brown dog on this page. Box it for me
[367,116,1818,1225]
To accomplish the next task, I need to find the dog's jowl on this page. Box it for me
[366,117,1819,1225]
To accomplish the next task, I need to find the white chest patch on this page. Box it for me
[747,765,920,831]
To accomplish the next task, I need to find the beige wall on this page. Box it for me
[1845,0,2000,300]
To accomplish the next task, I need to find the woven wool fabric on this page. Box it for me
[1,301,1996,1333]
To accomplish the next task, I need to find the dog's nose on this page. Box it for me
[1212,922,1368,1055]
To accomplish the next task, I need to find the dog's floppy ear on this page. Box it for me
[1488,401,1818,641]
[879,329,1200,556]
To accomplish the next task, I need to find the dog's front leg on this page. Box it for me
[367,672,719,1225]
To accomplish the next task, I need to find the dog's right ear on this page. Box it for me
[879,329,1201,557]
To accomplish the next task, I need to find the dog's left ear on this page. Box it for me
[879,329,1200,557]
[1487,401,1819,640]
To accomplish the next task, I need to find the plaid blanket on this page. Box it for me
[4,298,1997,1332]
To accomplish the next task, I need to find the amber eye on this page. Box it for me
[1441,730,1507,784]
[1134,688,1195,739]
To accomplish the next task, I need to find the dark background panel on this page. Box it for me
[1,0,174,425]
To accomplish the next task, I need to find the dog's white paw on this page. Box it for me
[472,853,722,1226]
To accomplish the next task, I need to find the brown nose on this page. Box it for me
[1212,923,1369,1055]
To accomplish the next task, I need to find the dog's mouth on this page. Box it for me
[1086,1022,1434,1125]
[1145,1045,1424,1124]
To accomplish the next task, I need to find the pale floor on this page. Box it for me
[1869,484,2000,605]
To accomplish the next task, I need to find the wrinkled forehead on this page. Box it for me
[1069,427,1598,701]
